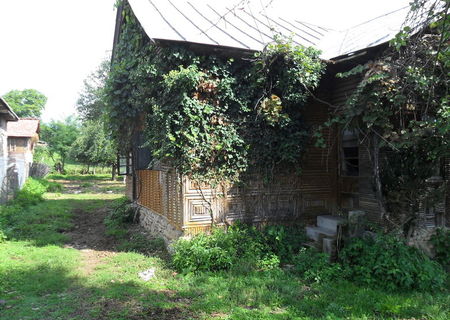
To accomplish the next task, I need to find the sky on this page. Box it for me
[0,0,410,123]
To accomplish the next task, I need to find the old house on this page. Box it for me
[6,118,40,192]
[0,97,19,202]
[112,0,448,244]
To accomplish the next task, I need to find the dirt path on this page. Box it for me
[64,206,117,275]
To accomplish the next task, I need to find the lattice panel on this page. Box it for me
[137,170,163,214]
[165,170,183,229]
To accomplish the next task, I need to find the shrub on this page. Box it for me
[292,247,343,283]
[14,178,47,206]
[340,234,446,291]
[172,224,279,273]
[262,224,307,263]
[430,228,450,269]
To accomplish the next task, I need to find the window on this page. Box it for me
[134,132,152,170]
[118,152,132,176]
[341,130,359,176]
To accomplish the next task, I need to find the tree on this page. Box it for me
[40,117,80,173]
[70,120,117,179]
[76,58,110,121]
[2,89,47,118]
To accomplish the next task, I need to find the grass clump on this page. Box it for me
[104,196,134,238]
[104,197,167,257]
[340,234,447,291]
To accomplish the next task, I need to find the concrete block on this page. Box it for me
[317,215,346,231]
[322,237,336,255]
[306,226,336,242]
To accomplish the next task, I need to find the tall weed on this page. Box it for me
[172,223,302,273]
[340,234,446,291]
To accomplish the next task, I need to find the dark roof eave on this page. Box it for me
[0,97,19,121]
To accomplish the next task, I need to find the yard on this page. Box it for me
[0,175,448,320]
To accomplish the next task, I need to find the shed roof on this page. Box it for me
[126,0,410,59]
[7,118,40,138]
[0,97,19,121]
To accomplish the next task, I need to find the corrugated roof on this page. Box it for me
[127,0,410,59]
[128,0,330,52]
[0,97,19,121]
[322,6,410,58]
[7,118,40,138]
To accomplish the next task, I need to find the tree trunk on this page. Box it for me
[111,163,117,181]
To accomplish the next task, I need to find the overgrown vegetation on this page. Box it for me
[104,197,167,257]
[105,4,324,185]
[104,196,134,238]
[171,227,448,291]
[430,227,450,269]
[172,223,307,273]
[0,178,68,245]
[323,0,449,231]
[340,234,447,291]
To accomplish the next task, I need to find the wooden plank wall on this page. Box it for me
[330,74,383,222]
[183,100,338,235]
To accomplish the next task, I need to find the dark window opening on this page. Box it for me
[342,130,359,177]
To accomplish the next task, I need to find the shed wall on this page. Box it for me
[182,100,338,235]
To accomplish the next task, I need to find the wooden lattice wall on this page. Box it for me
[136,169,183,229]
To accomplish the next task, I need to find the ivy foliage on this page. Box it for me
[105,3,324,184]
[325,0,449,224]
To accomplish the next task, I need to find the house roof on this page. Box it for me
[0,97,19,121]
[126,0,410,59]
[7,118,40,138]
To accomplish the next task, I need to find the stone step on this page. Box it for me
[304,241,322,251]
[322,237,336,256]
[305,226,336,242]
[317,215,346,231]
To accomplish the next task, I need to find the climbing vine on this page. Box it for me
[105,3,324,185]
[324,0,449,229]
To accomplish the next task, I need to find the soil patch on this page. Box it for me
[64,207,116,251]
[64,205,118,276]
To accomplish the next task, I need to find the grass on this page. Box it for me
[0,174,449,320]
[47,173,113,181]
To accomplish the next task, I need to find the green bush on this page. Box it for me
[172,224,280,273]
[262,224,307,263]
[14,178,47,206]
[292,247,343,283]
[430,228,450,269]
[340,234,446,291]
